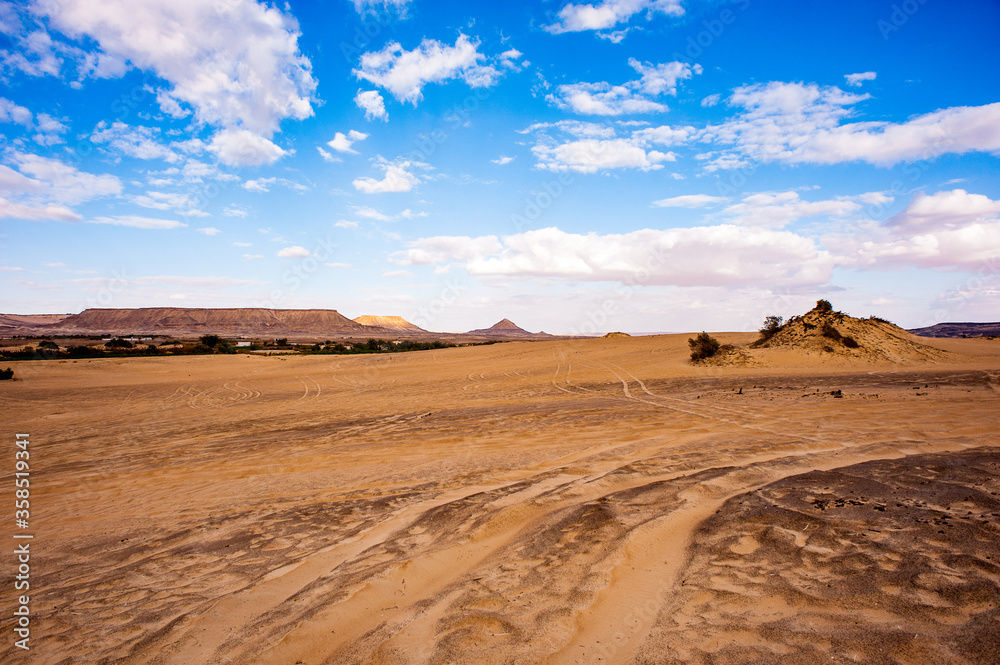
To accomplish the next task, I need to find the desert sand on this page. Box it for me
[2,332,999,664]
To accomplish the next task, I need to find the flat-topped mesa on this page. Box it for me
[48,307,371,335]
[352,315,427,332]
[467,318,534,335]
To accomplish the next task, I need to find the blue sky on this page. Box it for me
[1,0,999,333]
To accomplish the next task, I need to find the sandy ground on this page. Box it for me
[1,333,999,664]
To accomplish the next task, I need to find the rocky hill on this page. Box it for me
[468,318,538,335]
[353,315,426,332]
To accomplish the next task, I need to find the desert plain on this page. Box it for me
[2,332,1000,664]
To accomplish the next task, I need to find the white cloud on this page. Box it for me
[353,157,425,193]
[491,155,516,165]
[90,121,181,162]
[0,152,121,221]
[89,215,186,229]
[522,120,618,139]
[652,194,727,208]
[721,191,861,228]
[629,59,699,96]
[0,197,81,222]
[232,241,252,247]
[353,205,392,221]
[382,269,414,278]
[528,120,692,173]
[0,98,32,126]
[277,245,311,258]
[845,71,877,87]
[334,220,359,229]
[36,0,316,138]
[223,205,249,218]
[395,226,832,287]
[533,138,674,173]
[887,189,1000,233]
[827,190,1000,272]
[130,191,206,216]
[354,34,501,104]
[317,147,338,162]
[701,81,1000,169]
[393,235,503,266]
[325,262,351,269]
[352,0,411,15]
[547,59,697,116]
[241,176,306,193]
[243,254,264,260]
[548,82,668,116]
[328,130,369,154]
[0,266,25,271]
[546,0,684,34]
[32,112,68,145]
[243,177,275,193]
[197,227,221,236]
[355,89,388,121]
[208,128,288,167]
[701,93,721,107]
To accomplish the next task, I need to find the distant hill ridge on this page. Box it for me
[48,307,370,335]
[908,322,1000,338]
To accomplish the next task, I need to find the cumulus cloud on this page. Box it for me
[547,59,698,116]
[34,0,316,164]
[355,89,388,121]
[394,226,832,287]
[546,0,684,35]
[354,34,501,104]
[0,197,80,222]
[0,98,32,126]
[197,226,220,236]
[528,121,692,173]
[845,71,877,87]
[887,189,1000,233]
[534,138,674,173]
[277,245,311,258]
[393,235,503,266]
[652,194,727,208]
[353,157,426,193]
[208,128,288,167]
[492,155,516,165]
[328,130,369,154]
[700,81,1000,169]
[827,190,1000,272]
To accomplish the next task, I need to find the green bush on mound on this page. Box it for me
[689,332,721,361]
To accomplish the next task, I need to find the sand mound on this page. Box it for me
[604,332,631,338]
[752,303,946,363]
[353,315,426,332]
